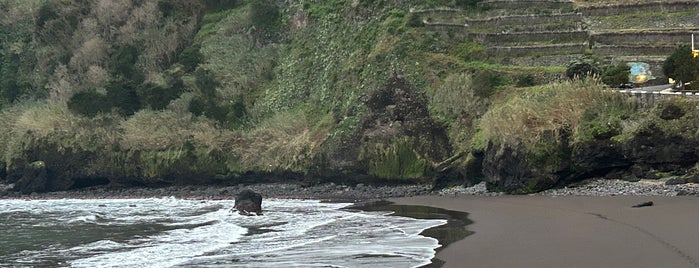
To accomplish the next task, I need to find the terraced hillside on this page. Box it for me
[415,0,699,80]
[583,1,699,77]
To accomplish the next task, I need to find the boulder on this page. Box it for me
[481,141,564,194]
[234,189,263,216]
[665,177,688,185]
[632,201,654,208]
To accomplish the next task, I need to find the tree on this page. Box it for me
[601,63,630,87]
[67,90,110,117]
[108,44,142,82]
[106,79,141,116]
[566,56,600,80]
[663,45,699,85]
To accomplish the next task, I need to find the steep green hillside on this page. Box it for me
[2,0,699,194]
[0,0,515,192]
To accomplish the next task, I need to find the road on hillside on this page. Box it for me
[624,84,672,93]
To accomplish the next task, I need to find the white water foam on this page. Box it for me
[70,208,245,268]
[1,198,446,268]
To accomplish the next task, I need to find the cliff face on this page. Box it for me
[1,0,699,194]
[0,0,478,193]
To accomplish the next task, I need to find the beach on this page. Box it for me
[3,179,699,267]
[392,195,699,268]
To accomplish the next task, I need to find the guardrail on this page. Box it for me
[618,89,699,108]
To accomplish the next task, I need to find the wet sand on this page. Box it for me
[391,195,699,268]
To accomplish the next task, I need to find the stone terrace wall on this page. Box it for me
[424,23,471,40]
[476,31,588,44]
[593,45,675,56]
[478,0,574,10]
[464,13,581,28]
[591,31,698,46]
[579,1,699,16]
[488,43,586,57]
[498,54,581,66]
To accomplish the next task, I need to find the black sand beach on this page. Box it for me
[392,195,699,268]
[3,179,699,267]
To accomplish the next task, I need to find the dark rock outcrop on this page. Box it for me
[571,139,631,181]
[361,73,453,162]
[234,189,263,216]
[624,123,699,167]
[482,142,532,193]
[665,177,687,185]
[478,125,577,193]
[12,161,49,194]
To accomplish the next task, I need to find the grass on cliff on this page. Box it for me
[478,79,636,148]
[234,110,329,173]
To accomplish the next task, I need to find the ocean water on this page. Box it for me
[0,198,446,267]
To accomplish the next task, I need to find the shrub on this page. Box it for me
[67,90,110,117]
[35,3,60,28]
[472,70,507,98]
[177,44,203,73]
[137,76,184,110]
[138,83,178,110]
[204,0,238,11]
[250,0,280,33]
[189,95,246,128]
[194,68,219,96]
[108,44,142,82]
[106,79,141,116]
[189,96,225,122]
[566,56,601,80]
[516,74,536,87]
[220,98,247,126]
[601,63,630,87]
[406,13,424,27]
[451,42,487,62]
[0,53,20,103]
[431,73,488,121]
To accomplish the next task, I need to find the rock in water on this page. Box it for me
[234,189,263,216]
[632,201,653,208]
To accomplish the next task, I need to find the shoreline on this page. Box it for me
[349,200,474,268]
[2,177,699,201]
[0,183,433,201]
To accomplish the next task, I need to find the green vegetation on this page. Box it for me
[663,45,699,88]
[601,63,630,86]
[3,0,699,194]
[566,56,601,80]
[360,138,434,181]
[590,11,699,30]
